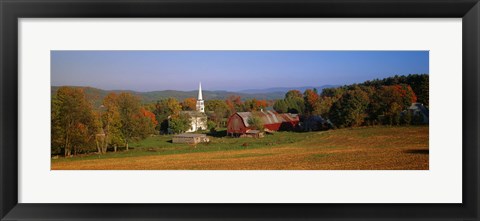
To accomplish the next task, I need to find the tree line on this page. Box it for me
[272,74,428,128]
[51,87,271,156]
[52,87,158,156]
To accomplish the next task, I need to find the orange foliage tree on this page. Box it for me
[140,107,158,126]
[225,95,243,112]
[303,89,321,116]
[181,98,197,111]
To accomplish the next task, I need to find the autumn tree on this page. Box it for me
[368,85,417,125]
[154,98,182,133]
[141,107,158,126]
[244,98,268,111]
[362,74,428,105]
[225,95,243,112]
[181,98,197,111]
[135,107,158,137]
[205,100,230,127]
[100,93,122,153]
[116,93,144,151]
[303,89,321,116]
[51,87,98,156]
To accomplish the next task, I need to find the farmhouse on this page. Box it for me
[227,110,299,136]
[407,103,429,124]
[172,133,209,144]
[180,82,208,132]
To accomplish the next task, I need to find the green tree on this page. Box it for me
[117,93,142,151]
[285,97,305,114]
[101,93,123,153]
[329,87,370,127]
[285,90,303,99]
[273,99,288,113]
[247,113,264,131]
[169,113,191,134]
[207,120,217,132]
[154,98,182,133]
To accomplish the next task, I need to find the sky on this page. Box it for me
[51,51,429,92]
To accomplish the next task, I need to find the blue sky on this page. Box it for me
[51,51,429,92]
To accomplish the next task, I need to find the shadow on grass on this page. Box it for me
[404,149,429,154]
[207,130,228,138]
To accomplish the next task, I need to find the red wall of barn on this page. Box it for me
[264,121,299,131]
[227,114,247,134]
[264,123,282,131]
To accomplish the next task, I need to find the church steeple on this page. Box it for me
[196,82,204,113]
[197,82,203,100]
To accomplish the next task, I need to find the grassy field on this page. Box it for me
[51,126,429,170]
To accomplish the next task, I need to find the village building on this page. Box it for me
[302,115,334,131]
[180,82,208,132]
[227,110,300,137]
[407,103,429,124]
[172,133,210,144]
[243,130,264,138]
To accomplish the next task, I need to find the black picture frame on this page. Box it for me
[1,0,479,220]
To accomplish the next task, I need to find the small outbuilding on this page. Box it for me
[240,130,265,138]
[172,133,209,144]
[302,115,334,131]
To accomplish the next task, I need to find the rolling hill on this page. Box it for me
[50,86,282,107]
[51,85,338,108]
[237,85,338,94]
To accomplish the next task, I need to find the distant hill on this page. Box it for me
[51,86,289,108]
[238,85,338,94]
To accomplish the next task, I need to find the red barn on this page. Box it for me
[227,111,299,136]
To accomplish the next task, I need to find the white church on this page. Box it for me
[181,83,208,132]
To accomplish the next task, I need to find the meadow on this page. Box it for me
[51,126,428,170]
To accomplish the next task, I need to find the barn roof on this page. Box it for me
[235,111,299,127]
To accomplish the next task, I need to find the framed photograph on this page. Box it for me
[1,0,479,220]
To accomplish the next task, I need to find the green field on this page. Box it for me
[52,126,429,170]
